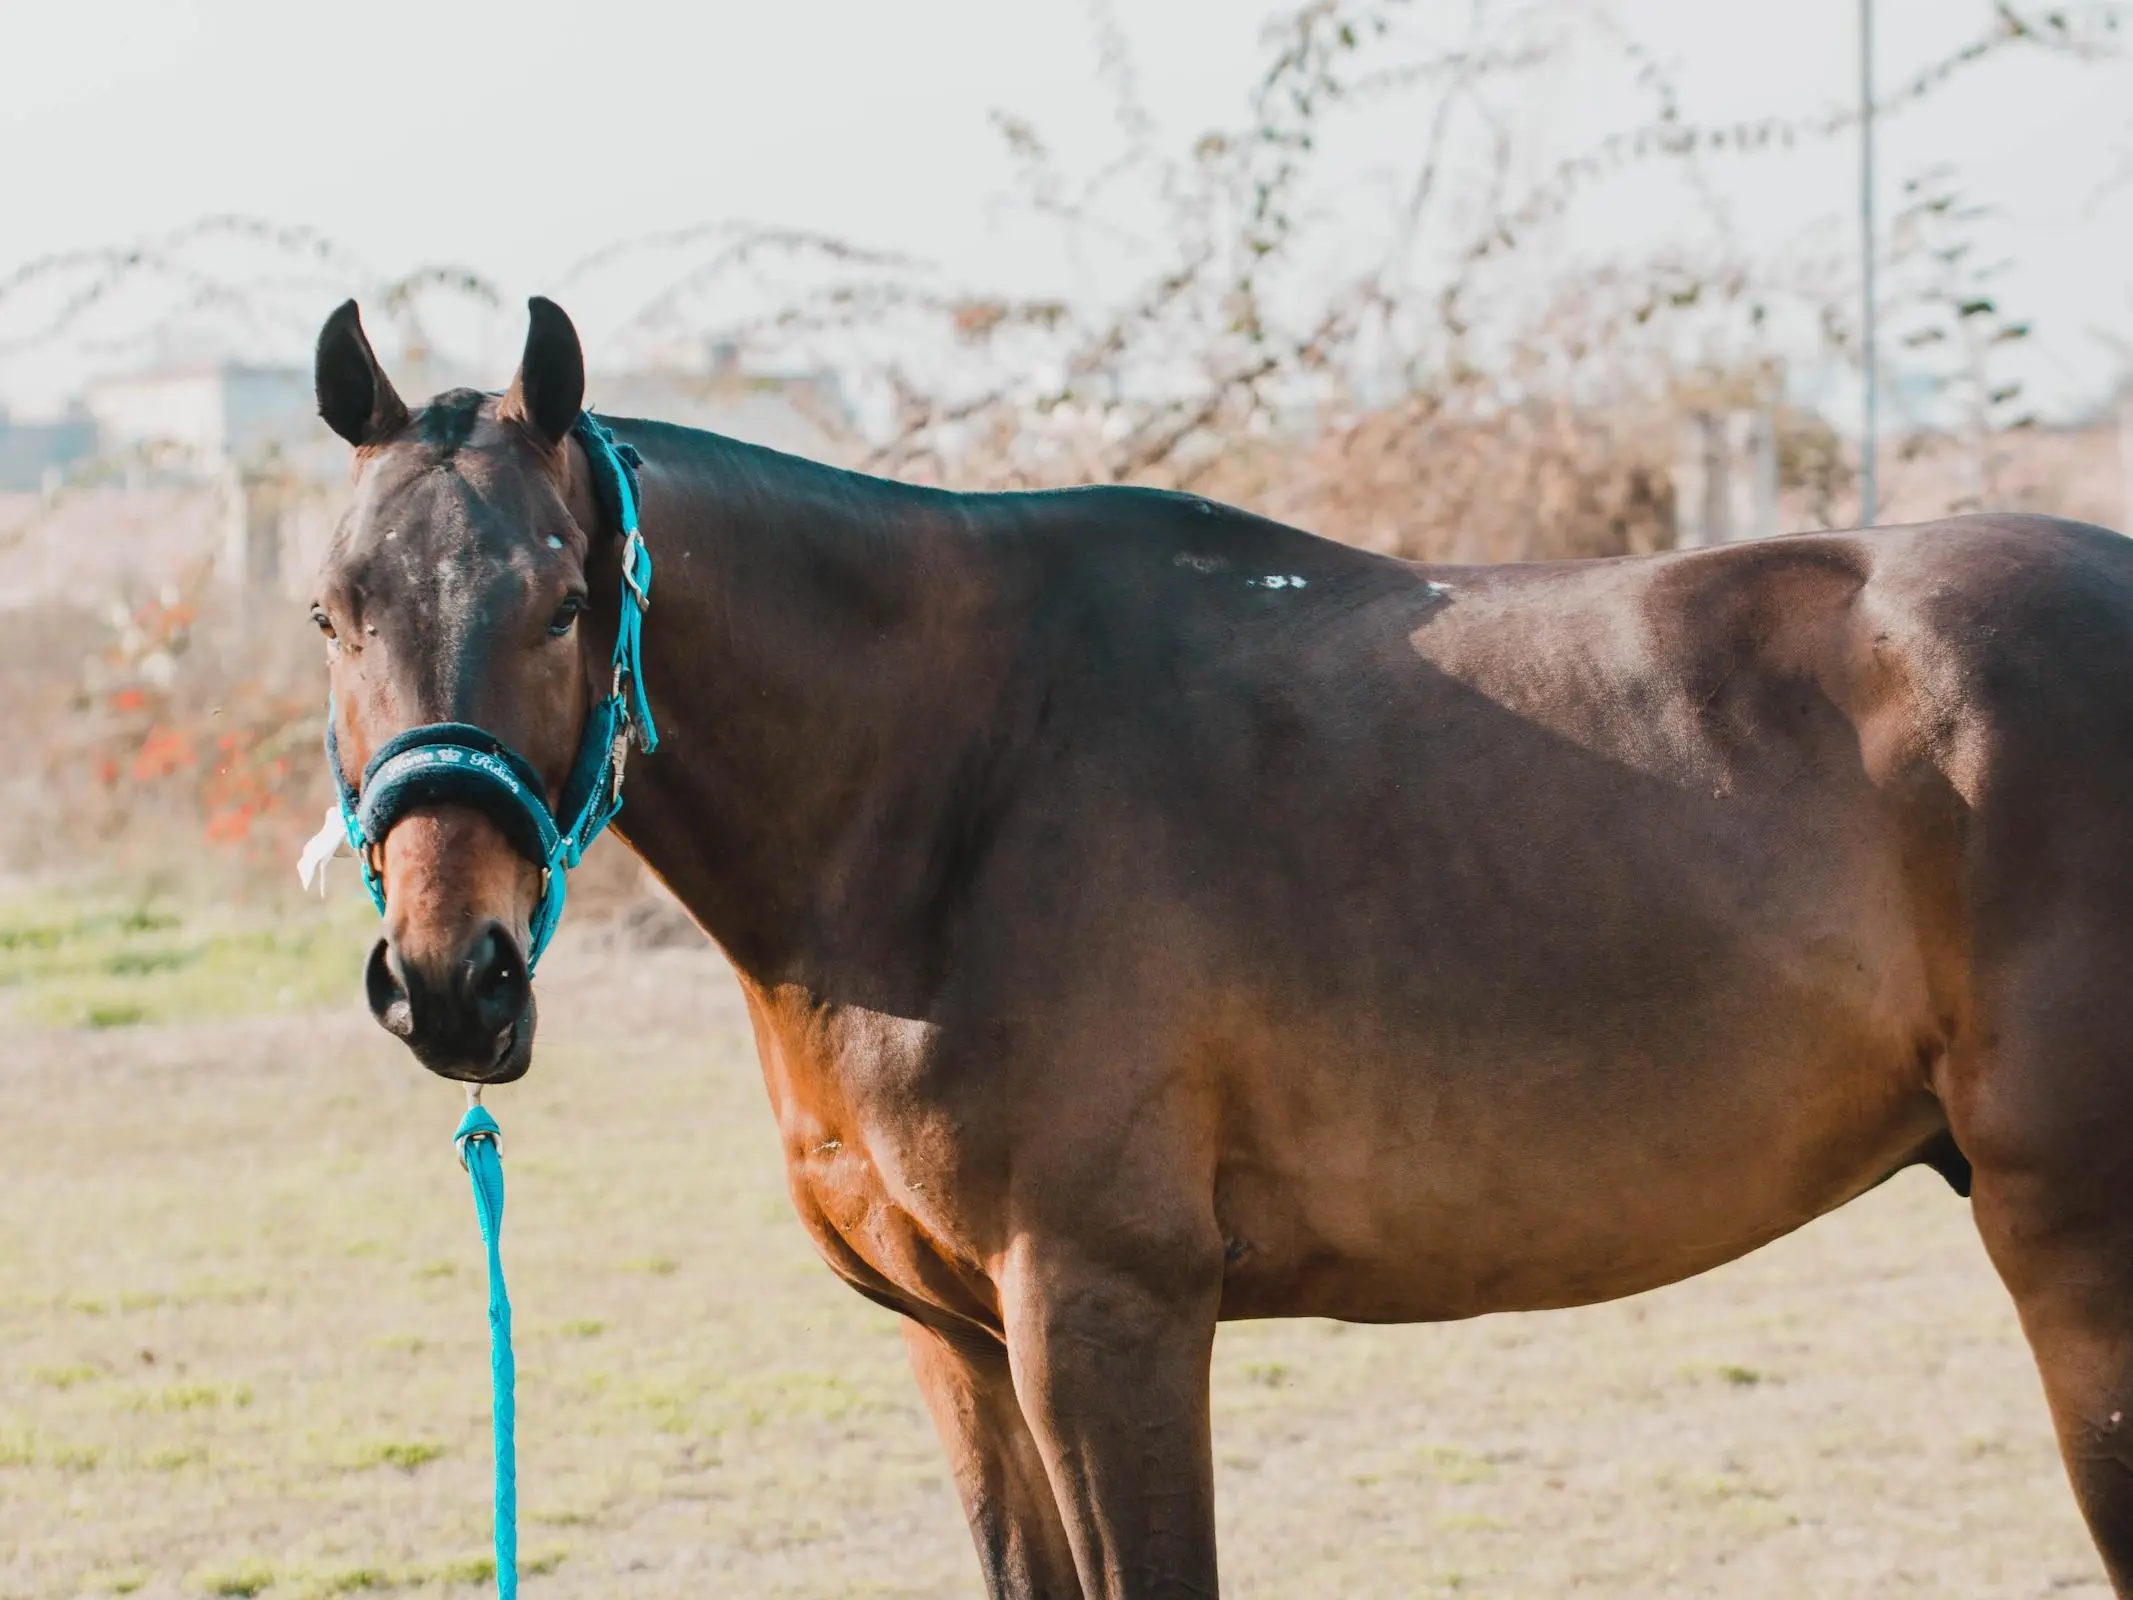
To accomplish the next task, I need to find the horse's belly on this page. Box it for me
[1208,950,1945,1324]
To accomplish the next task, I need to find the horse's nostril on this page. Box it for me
[366,926,532,1077]
[364,938,413,1039]
[465,924,531,1040]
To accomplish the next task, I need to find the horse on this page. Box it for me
[309,294,2133,1597]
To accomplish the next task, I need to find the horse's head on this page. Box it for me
[311,296,602,1083]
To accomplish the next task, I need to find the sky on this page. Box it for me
[2,0,2128,420]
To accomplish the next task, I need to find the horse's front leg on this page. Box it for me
[1001,1229,1224,1600]
[903,1317,1084,1598]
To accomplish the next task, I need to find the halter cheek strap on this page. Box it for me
[323,412,657,971]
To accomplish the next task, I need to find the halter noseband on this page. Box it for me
[323,412,659,970]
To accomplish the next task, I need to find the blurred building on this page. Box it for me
[72,363,342,602]
[84,365,334,483]
[0,403,98,493]
[0,343,852,613]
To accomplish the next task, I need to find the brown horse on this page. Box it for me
[312,296,2133,1597]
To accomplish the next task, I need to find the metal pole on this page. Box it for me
[2119,380,2133,536]
[1859,0,1879,526]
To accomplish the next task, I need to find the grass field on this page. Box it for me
[0,895,2112,1597]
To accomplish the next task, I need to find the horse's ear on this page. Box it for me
[314,300,409,448]
[501,296,584,450]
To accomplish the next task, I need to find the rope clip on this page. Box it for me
[456,1083,504,1170]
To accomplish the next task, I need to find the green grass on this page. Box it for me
[0,892,374,1028]
[32,1363,100,1390]
[183,1550,572,1599]
[151,1383,251,1413]
[80,1567,151,1595]
[198,1560,275,1597]
[309,1569,390,1594]
[351,1440,445,1473]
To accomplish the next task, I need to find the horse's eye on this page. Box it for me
[548,597,585,638]
[310,607,337,641]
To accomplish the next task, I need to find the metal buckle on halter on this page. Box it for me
[619,529,651,613]
[610,653,650,755]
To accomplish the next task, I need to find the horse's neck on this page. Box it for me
[599,426,1026,1005]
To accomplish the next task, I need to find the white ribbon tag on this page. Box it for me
[296,805,348,894]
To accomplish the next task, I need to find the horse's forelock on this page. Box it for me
[414,388,492,459]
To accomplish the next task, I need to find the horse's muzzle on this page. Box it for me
[366,922,536,1083]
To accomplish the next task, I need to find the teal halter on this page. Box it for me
[323,412,657,969]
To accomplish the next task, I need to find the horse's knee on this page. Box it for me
[1000,1230,1223,1414]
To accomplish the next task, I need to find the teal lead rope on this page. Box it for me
[454,1099,517,1598]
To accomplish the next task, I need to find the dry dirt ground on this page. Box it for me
[0,927,2111,1598]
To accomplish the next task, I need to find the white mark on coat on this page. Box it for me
[1424,580,1453,599]
[811,1139,842,1155]
[1251,574,1309,590]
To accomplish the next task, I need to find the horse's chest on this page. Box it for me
[745,994,1000,1329]
[777,1135,1001,1330]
